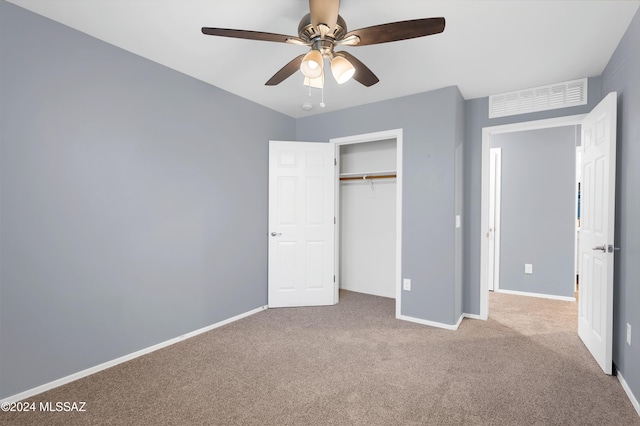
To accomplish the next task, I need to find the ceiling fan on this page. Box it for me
[202,0,445,88]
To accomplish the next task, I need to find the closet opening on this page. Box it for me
[331,129,403,317]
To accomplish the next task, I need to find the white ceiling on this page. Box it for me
[7,0,640,118]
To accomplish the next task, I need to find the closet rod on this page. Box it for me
[339,174,396,181]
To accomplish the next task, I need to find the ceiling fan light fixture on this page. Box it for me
[304,73,324,89]
[300,49,323,79]
[331,55,355,84]
[203,3,444,89]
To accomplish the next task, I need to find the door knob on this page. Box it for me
[592,245,606,252]
[607,245,620,253]
[270,232,282,237]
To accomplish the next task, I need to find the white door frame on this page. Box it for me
[488,147,502,292]
[480,115,585,319]
[331,129,403,317]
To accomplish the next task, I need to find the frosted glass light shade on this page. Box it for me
[304,73,324,89]
[300,50,323,79]
[331,56,355,84]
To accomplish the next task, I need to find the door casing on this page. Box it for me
[488,147,502,292]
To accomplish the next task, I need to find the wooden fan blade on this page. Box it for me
[344,17,445,46]
[335,51,379,87]
[309,0,340,33]
[201,27,304,44]
[265,54,305,86]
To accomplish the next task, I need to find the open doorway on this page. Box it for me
[486,125,579,300]
[480,93,618,375]
[479,114,586,319]
[338,138,397,299]
[331,129,403,317]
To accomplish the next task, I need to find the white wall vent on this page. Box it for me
[489,78,588,118]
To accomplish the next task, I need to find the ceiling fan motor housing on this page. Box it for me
[298,13,347,44]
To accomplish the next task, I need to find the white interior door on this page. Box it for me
[268,140,336,307]
[578,92,617,375]
[487,148,502,292]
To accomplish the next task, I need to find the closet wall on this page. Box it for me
[339,139,397,299]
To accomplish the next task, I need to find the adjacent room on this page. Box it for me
[1,0,639,424]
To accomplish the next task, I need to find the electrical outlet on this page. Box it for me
[627,323,632,346]
[403,278,411,291]
[524,264,533,274]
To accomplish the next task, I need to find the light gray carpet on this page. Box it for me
[3,290,639,425]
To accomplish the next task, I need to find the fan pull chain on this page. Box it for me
[320,85,326,108]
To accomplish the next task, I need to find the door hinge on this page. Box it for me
[334,216,336,224]
[334,158,337,166]
[333,275,335,283]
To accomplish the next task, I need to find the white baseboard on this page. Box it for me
[1,305,268,404]
[463,312,486,320]
[618,371,640,417]
[454,314,464,329]
[495,288,576,302]
[397,314,460,330]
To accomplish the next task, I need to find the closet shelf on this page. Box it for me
[339,170,397,181]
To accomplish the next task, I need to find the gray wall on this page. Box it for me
[0,1,294,398]
[296,86,465,326]
[602,6,640,404]
[490,126,577,298]
[463,76,602,317]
